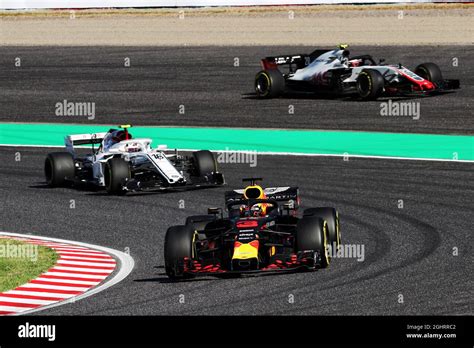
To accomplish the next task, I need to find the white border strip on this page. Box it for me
[0,231,134,315]
[0,143,472,163]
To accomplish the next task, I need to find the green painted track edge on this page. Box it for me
[0,123,473,161]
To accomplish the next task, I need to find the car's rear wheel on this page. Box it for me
[255,69,285,98]
[415,62,443,84]
[44,152,75,187]
[356,69,385,100]
[303,207,341,251]
[296,217,331,268]
[104,158,130,195]
[193,150,217,177]
[164,225,197,280]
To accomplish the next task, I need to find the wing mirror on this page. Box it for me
[208,207,223,218]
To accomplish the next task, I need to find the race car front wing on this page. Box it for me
[124,172,224,192]
[177,250,321,277]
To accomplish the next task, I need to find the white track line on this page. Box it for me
[4,290,73,299]
[60,255,115,262]
[50,248,105,254]
[52,266,115,273]
[0,144,472,163]
[20,283,90,291]
[35,278,100,286]
[57,260,116,267]
[44,272,108,279]
[0,297,57,305]
[0,305,34,312]
[0,231,134,315]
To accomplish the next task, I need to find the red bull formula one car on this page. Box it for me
[164,178,341,280]
[254,44,460,100]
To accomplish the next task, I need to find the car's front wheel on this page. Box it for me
[303,207,341,252]
[193,150,217,177]
[164,225,197,280]
[104,158,130,195]
[415,62,443,84]
[296,217,331,268]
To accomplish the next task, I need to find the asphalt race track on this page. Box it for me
[0,147,472,315]
[1,45,473,134]
[0,44,472,315]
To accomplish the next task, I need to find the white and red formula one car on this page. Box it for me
[44,125,224,195]
[254,44,460,100]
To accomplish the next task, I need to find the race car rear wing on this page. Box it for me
[260,49,332,71]
[64,132,107,152]
[261,54,307,70]
[225,187,299,208]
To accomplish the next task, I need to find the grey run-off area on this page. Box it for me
[0,45,473,134]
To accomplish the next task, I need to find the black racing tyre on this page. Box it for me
[303,207,341,251]
[356,69,385,100]
[185,215,216,232]
[415,62,443,84]
[255,69,285,98]
[104,158,130,195]
[193,150,217,177]
[44,152,75,187]
[296,217,330,268]
[164,225,197,279]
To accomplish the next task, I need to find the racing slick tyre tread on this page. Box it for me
[296,217,331,269]
[255,69,285,98]
[104,158,130,195]
[356,69,385,100]
[414,62,443,84]
[44,152,75,187]
[193,150,217,177]
[164,225,196,280]
[303,207,341,250]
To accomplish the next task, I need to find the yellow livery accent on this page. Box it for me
[232,243,259,260]
[323,220,331,265]
[243,185,265,199]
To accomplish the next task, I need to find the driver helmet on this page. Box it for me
[251,203,267,217]
[239,184,269,217]
[239,203,267,217]
[105,130,132,149]
[111,130,131,143]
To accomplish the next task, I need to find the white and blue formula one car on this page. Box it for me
[254,44,460,100]
[44,125,224,194]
